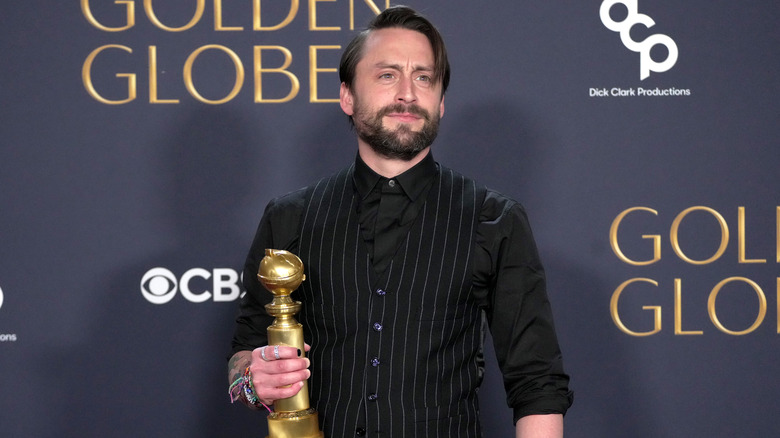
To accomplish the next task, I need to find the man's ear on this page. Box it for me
[439,94,445,119]
[340,83,354,116]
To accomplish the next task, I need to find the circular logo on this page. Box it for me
[141,268,178,304]
[599,0,678,80]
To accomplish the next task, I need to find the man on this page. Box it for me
[229,6,572,437]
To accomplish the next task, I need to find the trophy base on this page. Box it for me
[267,407,324,438]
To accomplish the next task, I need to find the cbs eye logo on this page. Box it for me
[600,0,678,80]
[141,268,178,304]
[140,267,243,304]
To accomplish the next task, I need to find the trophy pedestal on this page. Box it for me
[267,408,323,438]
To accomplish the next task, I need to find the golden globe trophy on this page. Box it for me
[257,249,324,438]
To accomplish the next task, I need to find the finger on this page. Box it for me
[254,357,310,377]
[252,368,310,404]
[252,345,302,363]
[257,381,305,403]
[255,368,311,389]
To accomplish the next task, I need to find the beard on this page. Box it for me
[352,101,440,161]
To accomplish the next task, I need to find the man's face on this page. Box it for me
[340,28,445,161]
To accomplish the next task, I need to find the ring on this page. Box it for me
[273,345,281,360]
[260,346,269,362]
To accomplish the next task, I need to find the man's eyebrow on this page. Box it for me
[373,62,434,72]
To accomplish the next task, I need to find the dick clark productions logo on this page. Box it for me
[600,0,678,80]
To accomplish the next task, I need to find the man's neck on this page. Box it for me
[357,142,430,178]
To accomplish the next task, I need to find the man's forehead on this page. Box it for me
[360,28,434,64]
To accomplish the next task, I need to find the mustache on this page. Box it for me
[377,103,430,120]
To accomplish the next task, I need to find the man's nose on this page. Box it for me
[395,76,417,103]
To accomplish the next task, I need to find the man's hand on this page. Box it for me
[250,345,311,405]
[228,345,311,408]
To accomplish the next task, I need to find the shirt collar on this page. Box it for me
[353,152,438,201]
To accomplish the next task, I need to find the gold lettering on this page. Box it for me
[214,0,243,31]
[309,45,340,103]
[738,206,766,263]
[610,278,661,336]
[254,46,300,103]
[144,0,205,32]
[674,279,703,335]
[708,277,767,335]
[183,45,244,104]
[82,45,136,105]
[309,0,340,31]
[254,0,299,31]
[349,0,388,30]
[148,46,179,104]
[670,206,729,265]
[609,207,660,266]
[81,0,135,32]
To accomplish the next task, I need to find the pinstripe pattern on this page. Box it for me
[297,164,486,437]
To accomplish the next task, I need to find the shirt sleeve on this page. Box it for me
[228,189,307,358]
[475,190,573,423]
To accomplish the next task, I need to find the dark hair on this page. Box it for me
[339,5,450,96]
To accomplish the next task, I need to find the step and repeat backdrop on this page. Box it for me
[1,1,777,437]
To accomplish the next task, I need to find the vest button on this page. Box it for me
[355,427,366,436]
[371,357,380,367]
[372,322,383,332]
[376,288,386,296]
[368,393,378,401]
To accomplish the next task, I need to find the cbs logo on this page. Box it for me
[600,0,678,80]
[141,267,243,304]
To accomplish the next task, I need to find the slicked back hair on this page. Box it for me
[339,6,450,99]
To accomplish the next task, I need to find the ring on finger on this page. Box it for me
[260,346,269,362]
[273,345,281,360]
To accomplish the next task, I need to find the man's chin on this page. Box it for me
[377,146,426,162]
[383,119,424,132]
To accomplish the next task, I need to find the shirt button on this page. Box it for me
[371,357,380,367]
[372,322,383,332]
[388,179,396,187]
[356,428,366,436]
[368,393,378,401]
[376,288,386,296]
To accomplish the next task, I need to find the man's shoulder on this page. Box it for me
[481,188,525,222]
[434,164,524,220]
[267,187,308,213]
[266,165,352,213]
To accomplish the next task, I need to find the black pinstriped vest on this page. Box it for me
[296,164,487,437]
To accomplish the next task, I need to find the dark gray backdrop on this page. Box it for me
[1,1,778,437]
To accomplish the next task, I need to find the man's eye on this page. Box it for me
[379,73,394,79]
[417,75,432,82]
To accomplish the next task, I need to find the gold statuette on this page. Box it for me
[258,249,324,438]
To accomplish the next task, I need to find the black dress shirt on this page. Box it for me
[354,152,437,276]
[231,152,572,425]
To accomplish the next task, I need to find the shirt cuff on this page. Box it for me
[512,390,574,424]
